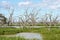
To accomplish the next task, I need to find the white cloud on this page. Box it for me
[18,0,60,9]
[49,5,60,9]
[39,0,60,9]
[1,1,10,8]
[48,5,58,9]
[18,1,48,8]
[18,1,31,6]
[0,1,13,9]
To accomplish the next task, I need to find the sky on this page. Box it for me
[0,0,60,19]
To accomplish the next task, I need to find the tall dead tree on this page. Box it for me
[24,8,30,26]
[18,8,30,26]
[19,15,25,26]
[52,15,59,26]
[2,3,15,26]
[40,14,49,26]
[8,9,14,26]
[29,9,40,26]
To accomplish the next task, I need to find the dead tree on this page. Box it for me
[29,9,40,26]
[52,15,59,26]
[19,15,25,26]
[40,14,49,26]
[18,8,30,26]
[3,4,15,26]
[24,8,30,26]
[8,9,14,26]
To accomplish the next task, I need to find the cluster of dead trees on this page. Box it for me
[6,8,60,26]
[18,8,40,26]
[40,14,60,26]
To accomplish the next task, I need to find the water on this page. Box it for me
[16,32,43,40]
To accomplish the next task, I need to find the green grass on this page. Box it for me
[0,27,60,40]
[0,36,26,40]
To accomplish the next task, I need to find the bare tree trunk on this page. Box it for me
[8,9,14,26]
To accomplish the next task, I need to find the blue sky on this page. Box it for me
[0,0,60,19]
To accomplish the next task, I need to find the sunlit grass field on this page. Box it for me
[0,27,60,40]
